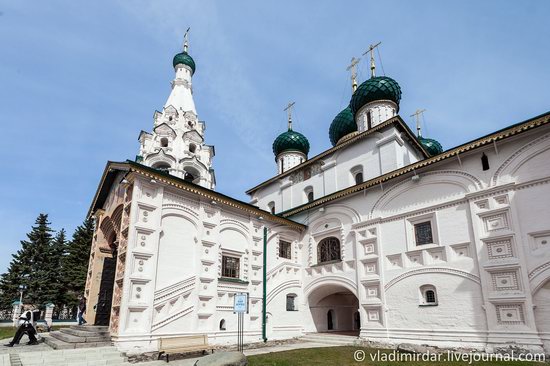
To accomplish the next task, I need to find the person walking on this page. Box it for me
[78,296,87,326]
[4,305,38,347]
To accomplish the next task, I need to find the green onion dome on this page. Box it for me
[173,52,196,75]
[350,76,402,115]
[272,129,310,157]
[418,136,443,156]
[329,106,357,146]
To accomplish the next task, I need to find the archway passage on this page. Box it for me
[308,284,359,335]
[534,279,550,352]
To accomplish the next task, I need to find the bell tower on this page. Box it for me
[137,31,216,189]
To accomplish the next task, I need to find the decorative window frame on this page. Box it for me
[311,225,345,266]
[419,284,438,306]
[286,293,298,311]
[220,249,242,280]
[278,238,292,260]
[350,165,364,185]
[406,212,440,251]
[304,186,314,203]
[267,201,276,215]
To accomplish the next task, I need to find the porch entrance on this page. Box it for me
[308,283,360,335]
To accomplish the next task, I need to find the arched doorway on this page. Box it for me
[327,310,334,330]
[307,283,359,335]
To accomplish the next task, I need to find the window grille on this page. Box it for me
[414,221,433,245]
[279,241,292,259]
[317,237,341,263]
[221,256,240,278]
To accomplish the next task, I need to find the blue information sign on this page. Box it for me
[233,293,248,313]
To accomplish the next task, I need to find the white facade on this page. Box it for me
[86,44,550,355]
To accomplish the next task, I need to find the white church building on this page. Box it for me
[85,38,550,355]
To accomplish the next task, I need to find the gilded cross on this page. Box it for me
[346,57,360,92]
[362,41,381,78]
[410,109,427,137]
[183,27,191,52]
[284,101,296,130]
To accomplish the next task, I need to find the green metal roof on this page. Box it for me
[418,136,443,156]
[350,76,402,115]
[272,129,310,157]
[173,52,196,75]
[329,106,356,146]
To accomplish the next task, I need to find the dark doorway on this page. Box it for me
[327,309,334,330]
[94,250,117,326]
[354,311,360,330]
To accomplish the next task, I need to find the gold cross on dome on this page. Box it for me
[362,41,381,78]
[284,101,296,130]
[410,108,427,137]
[346,57,360,92]
[183,27,190,52]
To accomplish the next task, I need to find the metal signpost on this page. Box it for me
[233,292,248,352]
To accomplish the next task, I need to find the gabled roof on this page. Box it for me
[246,115,429,195]
[279,110,550,218]
[138,130,152,141]
[153,123,177,137]
[89,161,305,231]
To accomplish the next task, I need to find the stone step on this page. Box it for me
[300,333,360,345]
[61,328,110,338]
[43,335,112,350]
[69,325,109,333]
[50,331,108,344]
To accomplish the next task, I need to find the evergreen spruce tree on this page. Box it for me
[45,229,68,309]
[63,217,94,307]
[0,213,54,309]
[0,252,25,310]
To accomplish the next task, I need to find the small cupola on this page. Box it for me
[273,102,310,174]
[173,30,196,75]
[349,44,401,131]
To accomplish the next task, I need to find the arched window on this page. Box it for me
[355,172,363,184]
[189,143,197,153]
[317,237,341,264]
[153,162,171,172]
[184,171,195,182]
[168,116,173,122]
[481,153,490,171]
[183,167,200,184]
[305,187,314,203]
[286,294,297,311]
[268,202,275,215]
[419,285,438,306]
[160,138,168,147]
[219,319,226,331]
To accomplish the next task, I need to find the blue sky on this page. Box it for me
[1,1,549,274]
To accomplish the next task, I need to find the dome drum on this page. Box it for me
[355,100,398,131]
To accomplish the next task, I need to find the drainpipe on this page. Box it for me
[262,226,268,342]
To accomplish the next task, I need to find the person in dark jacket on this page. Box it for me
[4,306,38,347]
[78,296,87,325]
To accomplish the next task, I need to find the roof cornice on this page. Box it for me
[280,111,550,218]
[88,161,305,231]
[246,115,429,194]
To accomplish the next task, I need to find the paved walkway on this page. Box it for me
[0,334,338,365]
